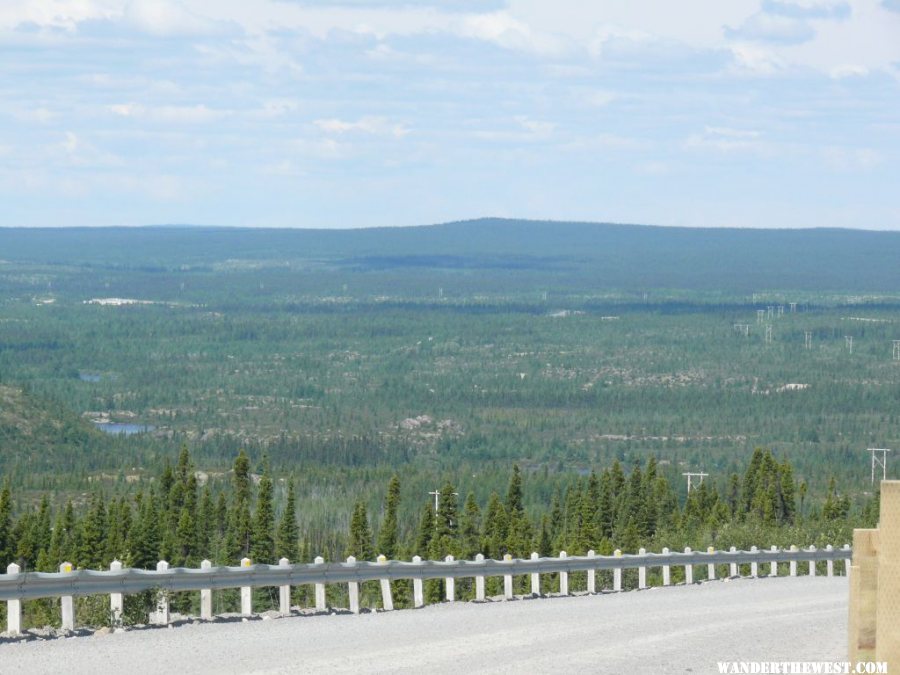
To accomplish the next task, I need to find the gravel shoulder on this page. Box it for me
[0,576,848,675]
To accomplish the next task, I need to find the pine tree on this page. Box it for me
[252,470,276,564]
[276,478,299,561]
[459,492,481,559]
[376,475,401,558]
[415,501,434,556]
[347,500,373,560]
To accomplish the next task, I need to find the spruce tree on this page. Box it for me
[347,500,374,560]
[376,475,401,559]
[252,471,276,564]
[276,478,299,561]
[414,501,434,556]
[459,492,481,559]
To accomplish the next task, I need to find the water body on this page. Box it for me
[93,422,155,435]
[79,373,102,382]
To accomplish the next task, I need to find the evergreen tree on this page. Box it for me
[347,500,373,560]
[0,479,11,565]
[276,478,299,561]
[459,492,481,558]
[252,470,276,564]
[414,501,434,556]
[376,475,401,558]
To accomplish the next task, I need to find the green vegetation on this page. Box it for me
[1,220,898,624]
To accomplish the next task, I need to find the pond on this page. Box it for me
[79,373,102,382]
[93,422,155,435]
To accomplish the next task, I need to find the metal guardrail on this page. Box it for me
[1,544,851,602]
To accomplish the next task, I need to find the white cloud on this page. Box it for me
[314,116,409,138]
[725,12,816,44]
[821,145,881,170]
[108,103,227,123]
[683,126,771,154]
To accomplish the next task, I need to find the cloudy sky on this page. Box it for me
[1,0,899,229]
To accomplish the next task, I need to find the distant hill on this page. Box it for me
[1,218,899,292]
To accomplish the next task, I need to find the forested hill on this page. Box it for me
[2,219,899,292]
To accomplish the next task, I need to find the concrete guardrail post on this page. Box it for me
[240,557,252,616]
[475,553,486,601]
[770,546,778,577]
[110,560,123,624]
[684,547,693,584]
[156,560,170,625]
[445,555,455,602]
[707,547,716,581]
[377,555,393,610]
[729,546,738,578]
[586,550,596,593]
[200,559,213,620]
[530,552,541,596]
[346,557,359,614]
[826,545,834,577]
[789,546,798,577]
[750,546,758,577]
[60,561,75,630]
[503,554,514,599]
[662,547,671,586]
[6,563,21,636]
[558,552,568,596]
[412,556,424,607]
[613,549,622,591]
[808,546,817,576]
[638,548,647,589]
[314,556,326,611]
[279,557,291,616]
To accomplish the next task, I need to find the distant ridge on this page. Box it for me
[1,217,899,292]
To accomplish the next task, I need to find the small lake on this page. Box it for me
[79,373,102,382]
[93,422,155,435]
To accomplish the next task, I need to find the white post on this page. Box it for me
[729,546,738,578]
[613,549,622,591]
[475,553,485,601]
[707,547,716,580]
[750,546,758,577]
[377,555,393,611]
[789,545,797,577]
[6,563,21,636]
[530,552,541,596]
[60,561,75,631]
[558,552,568,596]
[586,550,596,594]
[770,545,778,577]
[279,557,291,615]
[684,547,693,584]
[503,554,514,599]
[445,555,455,602]
[826,545,834,577]
[662,547,671,586]
[109,560,123,625]
[412,556,424,607]
[638,548,647,589]
[346,557,359,614]
[314,556,326,611]
[155,560,170,625]
[808,546,816,576]
[240,557,252,616]
[842,543,851,578]
[200,559,213,620]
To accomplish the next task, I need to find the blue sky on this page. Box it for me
[1,0,899,229]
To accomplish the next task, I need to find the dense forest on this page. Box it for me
[0,444,874,628]
[0,221,897,627]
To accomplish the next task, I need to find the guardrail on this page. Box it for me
[1,543,851,636]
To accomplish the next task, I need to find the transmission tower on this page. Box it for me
[867,449,891,486]
[893,340,900,361]
[790,302,797,313]
[777,305,784,317]
[765,324,773,344]
[683,472,709,493]
[757,309,765,324]
[845,336,853,354]
[805,331,812,350]
[428,489,459,512]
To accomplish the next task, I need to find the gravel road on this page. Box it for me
[1,576,847,674]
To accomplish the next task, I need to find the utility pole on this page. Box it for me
[868,449,891,486]
[845,336,853,355]
[765,324,773,344]
[893,340,900,361]
[805,331,812,350]
[682,472,709,493]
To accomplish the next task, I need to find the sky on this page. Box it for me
[1,0,899,229]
